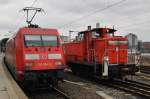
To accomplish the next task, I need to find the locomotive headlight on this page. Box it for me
[25,62,33,67]
[48,53,62,59]
[25,54,40,60]
[55,61,62,65]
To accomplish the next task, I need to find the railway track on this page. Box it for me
[67,71,150,98]
[25,86,72,99]
[108,79,150,98]
[52,86,72,99]
[140,66,150,74]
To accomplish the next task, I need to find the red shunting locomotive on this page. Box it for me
[64,25,139,79]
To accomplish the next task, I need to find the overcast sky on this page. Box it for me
[0,0,150,41]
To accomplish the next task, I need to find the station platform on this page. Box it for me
[0,55,28,99]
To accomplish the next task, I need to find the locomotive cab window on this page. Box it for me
[108,33,114,38]
[92,31,100,38]
[77,33,83,42]
[24,35,58,47]
[25,35,42,46]
[42,35,58,47]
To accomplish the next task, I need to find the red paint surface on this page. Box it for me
[5,27,66,81]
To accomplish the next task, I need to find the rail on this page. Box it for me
[51,86,72,99]
[109,79,150,98]
[140,66,150,74]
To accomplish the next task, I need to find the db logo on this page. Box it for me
[40,54,47,59]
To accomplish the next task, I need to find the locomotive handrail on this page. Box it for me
[88,49,97,75]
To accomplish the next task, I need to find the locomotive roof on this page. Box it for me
[18,27,59,35]
[79,28,117,34]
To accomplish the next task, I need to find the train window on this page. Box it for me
[25,35,42,46]
[77,33,83,41]
[109,33,113,37]
[92,31,100,38]
[42,35,57,46]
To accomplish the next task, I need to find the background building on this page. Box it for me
[126,33,138,53]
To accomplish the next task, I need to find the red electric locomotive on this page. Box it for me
[64,25,139,79]
[4,7,66,87]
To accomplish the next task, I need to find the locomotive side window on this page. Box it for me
[42,35,57,46]
[77,33,83,42]
[92,31,100,38]
[25,35,42,46]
